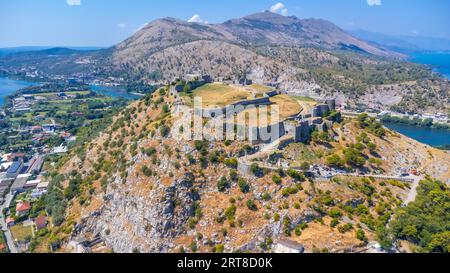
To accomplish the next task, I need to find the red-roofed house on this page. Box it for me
[7,153,25,162]
[6,216,15,228]
[35,215,47,231]
[31,126,43,134]
[15,202,31,217]
[0,243,6,252]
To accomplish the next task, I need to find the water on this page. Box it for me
[0,77,37,106]
[410,51,450,79]
[90,85,141,100]
[383,122,450,147]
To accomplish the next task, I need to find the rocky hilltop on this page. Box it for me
[36,86,449,253]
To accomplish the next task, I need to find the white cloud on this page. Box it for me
[270,2,288,16]
[367,0,381,6]
[66,0,81,6]
[117,23,126,28]
[187,14,208,24]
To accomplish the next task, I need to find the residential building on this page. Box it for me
[35,215,48,231]
[15,202,31,217]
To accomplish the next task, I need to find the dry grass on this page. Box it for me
[185,83,251,108]
[247,84,274,93]
[10,224,33,242]
[270,95,303,119]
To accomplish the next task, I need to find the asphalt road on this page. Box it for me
[0,193,18,253]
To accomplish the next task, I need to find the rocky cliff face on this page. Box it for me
[73,173,199,252]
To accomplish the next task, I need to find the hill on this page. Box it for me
[29,85,449,253]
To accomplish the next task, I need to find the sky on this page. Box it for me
[0,0,449,47]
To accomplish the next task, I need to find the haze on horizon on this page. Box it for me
[0,0,449,48]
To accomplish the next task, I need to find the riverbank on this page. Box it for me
[381,115,450,130]
[0,77,37,107]
[383,121,450,148]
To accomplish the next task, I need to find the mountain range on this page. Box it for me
[1,11,448,113]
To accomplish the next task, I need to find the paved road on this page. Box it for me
[403,176,421,205]
[0,193,18,253]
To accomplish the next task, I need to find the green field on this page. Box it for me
[10,224,33,242]
[28,91,91,97]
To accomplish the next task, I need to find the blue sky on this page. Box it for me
[0,0,449,47]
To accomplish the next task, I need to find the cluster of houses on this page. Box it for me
[0,152,49,250]
[0,153,48,205]
[378,110,449,124]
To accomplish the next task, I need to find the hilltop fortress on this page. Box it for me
[172,81,340,145]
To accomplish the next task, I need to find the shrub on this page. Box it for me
[246,199,257,211]
[141,166,152,177]
[326,154,345,168]
[250,163,264,177]
[272,174,282,185]
[287,169,305,181]
[214,244,225,253]
[224,158,238,169]
[217,177,229,192]
[224,205,237,221]
[160,125,170,137]
[229,170,238,182]
[338,223,353,234]
[329,208,343,219]
[238,178,250,193]
[356,229,368,243]
[330,219,340,228]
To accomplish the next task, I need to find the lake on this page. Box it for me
[383,122,450,147]
[410,51,450,79]
[0,77,37,107]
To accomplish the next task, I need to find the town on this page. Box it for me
[0,81,128,253]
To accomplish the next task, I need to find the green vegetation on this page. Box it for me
[238,178,250,193]
[381,115,450,130]
[246,199,258,211]
[10,224,33,243]
[390,178,450,253]
[357,114,386,137]
[217,176,230,192]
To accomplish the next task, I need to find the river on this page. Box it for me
[0,77,37,107]
[383,122,450,147]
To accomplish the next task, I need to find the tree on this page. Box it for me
[326,154,345,168]
[287,169,305,182]
[343,147,366,167]
[217,177,230,192]
[428,232,450,253]
[246,199,258,211]
[224,158,238,169]
[272,174,282,185]
[356,229,368,243]
[238,178,250,193]
[390,178,450,252]
[250,163,264,177]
